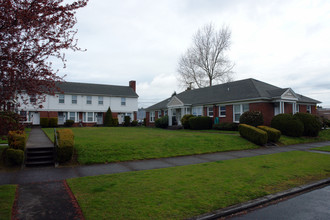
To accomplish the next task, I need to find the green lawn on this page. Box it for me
[0,185,16,220]
[68,151,330,220]
[311,145,330,152]
[43,127,258,164]
[279,129,330,145]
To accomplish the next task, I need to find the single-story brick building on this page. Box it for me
[145,78,320,127]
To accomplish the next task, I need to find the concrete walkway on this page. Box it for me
[1,128,330,185]
[26,127,54,149]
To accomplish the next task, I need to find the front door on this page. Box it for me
[96,113,103,125]
[31,112,40,125]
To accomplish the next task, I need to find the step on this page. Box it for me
[26,155,54,161]
[25,147,56,167]
[25,160,55,167]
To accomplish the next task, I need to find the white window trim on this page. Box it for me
[150,111,155,122]
[233,104,249,123]
[192,106,203,117]
[59,94,65,104]
[307,105,312,113]
[72,95,77,104]
[98,96,103,105]
[69,112,76,122]
[219,105,226,117]
[86,96,92,104]
[121,97,126,106]
[158,110,162,118]
[207,106,214,117]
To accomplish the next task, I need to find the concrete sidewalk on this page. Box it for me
[1,136,330,185]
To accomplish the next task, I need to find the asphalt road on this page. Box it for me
[230,185,330,220]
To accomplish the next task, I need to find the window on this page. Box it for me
[233,104,249,122]
[30,95,36,104]
[150,111,155,122]
[158,111,162,118]
[72,95,77,104]
[164,110,168,116]
[219,105,226,117]
[307,105,311,113]
[121,97,126,106]
[87,112,93,122]
[207,106,214,117]
[192,107,202,116]
[59,94,65,104]
[69,112,75,121]
[98,96,103,105]
[86,96,92,104]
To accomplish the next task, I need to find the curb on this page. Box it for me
[189,178,330,220]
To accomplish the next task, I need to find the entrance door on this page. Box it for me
[96,113,103,125]
[31,112,40,125]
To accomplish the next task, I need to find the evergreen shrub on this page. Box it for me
[189,116,213,130]
[49,117,58,127]
[258,126,281,142]
[8,130,26,151]
[124,116,131,126]
[40,117,49,127]
[213,122,239,131]
[6,148,24,165]
[104,107,114,126]
[56,129,74,163]
[239,124,268,145]
[294,113,322,137]
[181,114,194,129]
[239,111,264,127]
[155,115,169,129]
[271,114,304,137]
[64,120,74,127]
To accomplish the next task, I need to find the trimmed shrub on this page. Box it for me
[189,116,213,130]
[271,114,304,137]
[0,111,24,136]
[104,107,114,126]
[6,148,24,165]
[239,124,268,146]
[213,122,239,131]
[181,114,194,129]
[239,111,264,127]
[155,115,169,129]
[8,130,26,151]
[294,113,322,137]
[258,126,281,143]
[56,129,74,163]
[40,117,49,127]
[64,120,74,127]
[113,118,119,127]
[131,120,138,126]
[124,116,131,126]
[49,117,58,127]
[143,118,146,126]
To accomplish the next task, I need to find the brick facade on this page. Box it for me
[249,103,274,126]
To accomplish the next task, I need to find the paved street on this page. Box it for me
[230,185,330,220]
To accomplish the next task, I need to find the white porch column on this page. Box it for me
[168,108,172,126]
[280,101,284,114]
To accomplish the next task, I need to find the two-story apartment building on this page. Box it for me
[17,80,138,126]
[145,78,320,127]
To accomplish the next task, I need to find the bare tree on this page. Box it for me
[177,23,234,89]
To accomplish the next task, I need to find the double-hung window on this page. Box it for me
[233,104,249,122]
[150,111,155,122]
[207,107,214,117]
[307,105,311,113]
[98,96,103,105]
[59,94,65,104]
[192,107,202,116]
[86,96,92,104]
[121,97,126,106]
[158,111,162,118]
[69,112,75,121]
[72,95,77,104]
[87,112,93,122]
[219,105,226,117]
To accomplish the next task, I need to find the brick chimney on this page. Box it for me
[129,80,136,92]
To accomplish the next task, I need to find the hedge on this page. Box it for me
[40,117,49,127]
[239,124,268,146]
[49,117,58,127]
[155,115,168,129]
[56,129,74,163]
[239,111,264,127]
[258,126,281,143]
[189,116,213,130]
[213,122,239,131]
[6,148,24,165]
[8,130,26,151]
[124,116,131,126]
[271,114,304,137]
[181,114,194,129]
[64,120,74,127]
[294,113,322,137]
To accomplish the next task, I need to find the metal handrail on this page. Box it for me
[54,128,58,166]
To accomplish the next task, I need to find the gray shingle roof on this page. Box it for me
[56,82,138,98]
[146,78,320,110]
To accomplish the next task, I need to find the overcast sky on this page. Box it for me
[56,0,330,108]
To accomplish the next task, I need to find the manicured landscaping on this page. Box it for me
[279,129,330,146]
[0,185,16,220]
[68,151,330,219]
[311,145,330,152]
[43,127,258,164]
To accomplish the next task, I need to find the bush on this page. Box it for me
[40,117,49,127]
[239,124,268,146]
[0,111,24,136]
[104,107,113,126]
[49,117,58,127]
[189,116,213,130]
[6,148,24,165]
[143,118,146,126]
[181,114,194,129]
[213,122,239,131]
[64,120,74,127]
[271,114,304,137]
[155,115,169,129]
[56,129,74,163]
[8,130,26,151]
[239,111,264,127]
[258,126,281,143]
[124,116,131,126]
[131,120,138,126]
[294,113,322,137]
[113,118,119,127]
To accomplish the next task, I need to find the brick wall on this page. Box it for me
[284,103,293,114]
[249,102,274,126]
[218,105,233,123]
[40,111,58,118]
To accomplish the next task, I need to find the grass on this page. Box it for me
[0,185,16,220]
[67,151,330,219]
[43,127,258,164]
[311,145,330,152]
[279,129,330,145]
